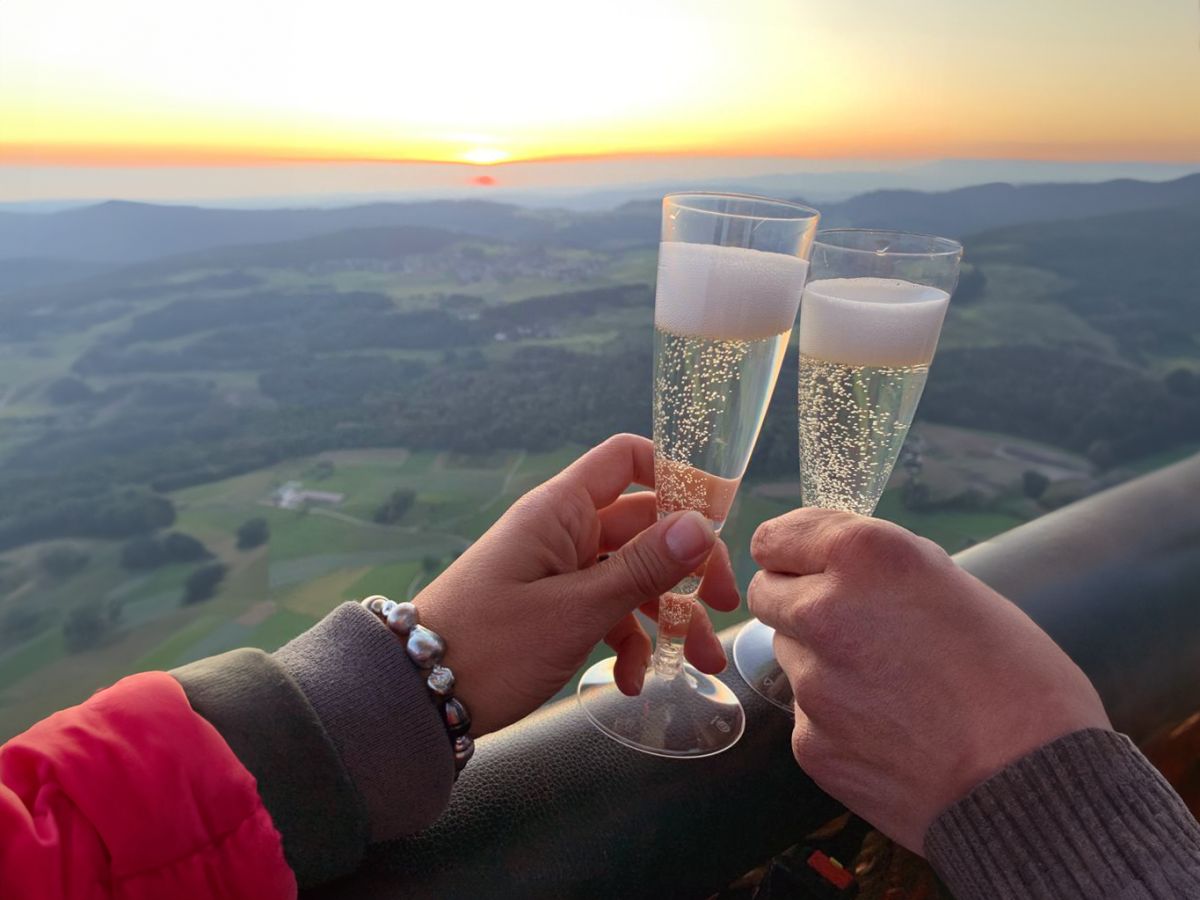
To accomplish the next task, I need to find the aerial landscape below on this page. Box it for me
[0,172,1198,738]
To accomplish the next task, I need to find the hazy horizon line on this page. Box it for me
[4,156,1199,210]
[5,146,1200,169]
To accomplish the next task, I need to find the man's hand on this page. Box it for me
[414,434,739,736]
[748,508,1110,854]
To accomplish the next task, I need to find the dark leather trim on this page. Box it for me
[307,453,1200,900]
[956,452,1200,743]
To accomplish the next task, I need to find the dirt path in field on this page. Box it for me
[477,450,527,515]
[305,451,530,592]
[304,506,390,529]
[420,450,528,535]
[298,506,468,547]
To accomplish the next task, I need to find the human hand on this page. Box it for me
[748,509,1110,853]
[415,434,739,736]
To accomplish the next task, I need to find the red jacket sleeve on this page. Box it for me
[0,671,297,900]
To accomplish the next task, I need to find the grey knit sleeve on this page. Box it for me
[172,602,454,888]
[273,602,456,841]
[925,728,1200,899]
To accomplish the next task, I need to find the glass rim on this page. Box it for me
[664,191,821,222]
[814,228,963,258]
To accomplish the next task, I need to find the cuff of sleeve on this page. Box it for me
[273,602,455,843]
[925,728,1200,900]
[171,648,368,888]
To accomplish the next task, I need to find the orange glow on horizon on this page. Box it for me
[2,0,1199,171]
[6,138,1200,170]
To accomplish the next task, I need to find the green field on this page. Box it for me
[874,492,1024,552]
[3,424,1181,738]
[133,614,225,671]
[246,608,320,653]
[0,444,577,737]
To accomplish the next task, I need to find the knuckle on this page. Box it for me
[800,590,859,659]
[829,518,885,562]
[780,591,812,636]
[594,434,624,457]
[511,483,552,517]
[915,534,952,566]
[831,518,914,570]
[514,480,588,529]
[750,518,781,563]
[561,484,595,521]
[599,432,644,459]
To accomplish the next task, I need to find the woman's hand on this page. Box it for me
[414,434,740,736]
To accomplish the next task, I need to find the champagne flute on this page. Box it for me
[733,229,962,711]
[577,192,819,757]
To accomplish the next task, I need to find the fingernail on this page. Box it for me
[665,511,715,562]
[635,667,646,694]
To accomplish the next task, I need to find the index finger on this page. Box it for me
[552,433,655,510]
[697,539,739,613]
[749,507,865,575]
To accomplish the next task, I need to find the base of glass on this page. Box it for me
[732,619,795,713]
[577,657,746,758]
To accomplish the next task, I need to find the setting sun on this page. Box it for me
[461,147,511,166]
[1,0,1199,168]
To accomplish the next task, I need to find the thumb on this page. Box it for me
[571,510,716,620]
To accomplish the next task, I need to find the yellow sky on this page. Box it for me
[2,0,1199,166]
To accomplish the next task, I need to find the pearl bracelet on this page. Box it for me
[361,595,474,774]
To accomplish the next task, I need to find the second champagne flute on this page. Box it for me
[578,192,819,757]
[733,228,962,711]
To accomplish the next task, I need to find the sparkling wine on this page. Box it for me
[797,277,949,514]
[797,356,931,514]
[651,241,807,649]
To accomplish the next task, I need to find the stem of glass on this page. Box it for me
[651,574,703,678]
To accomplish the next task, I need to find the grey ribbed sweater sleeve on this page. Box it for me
[172,602,454,888]
[926,728,1200,899]
[273,602,456,840]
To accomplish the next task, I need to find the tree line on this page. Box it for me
[4,267,1200,554]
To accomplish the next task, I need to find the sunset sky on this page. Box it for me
[2,0,1199,198]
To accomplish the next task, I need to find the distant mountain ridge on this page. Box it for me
[5,159,1196,213]
[3,173,1200,266]
[817,175,1200,235]
[0,199,540,264]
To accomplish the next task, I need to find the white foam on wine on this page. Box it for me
[654,242,809,340]
[799,277,950,367]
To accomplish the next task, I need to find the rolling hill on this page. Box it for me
[0,199,542,264]
[4,173,1200,268]
[816,174,1200,236]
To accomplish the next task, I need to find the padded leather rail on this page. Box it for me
[308,453,1200,900]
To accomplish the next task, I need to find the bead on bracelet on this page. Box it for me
[360,595,473,775]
